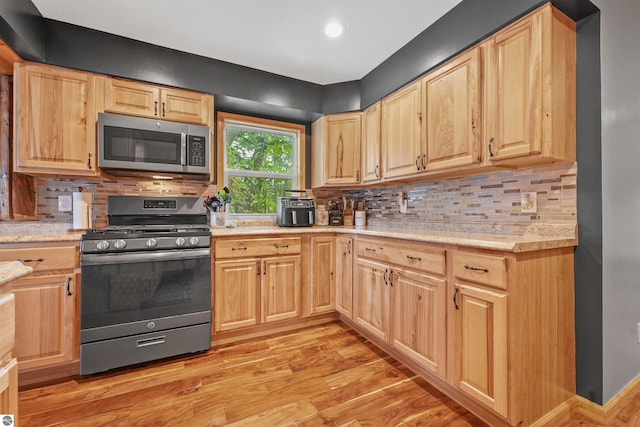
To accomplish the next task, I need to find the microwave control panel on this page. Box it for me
[187,135,207,167]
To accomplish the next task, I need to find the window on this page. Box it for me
[218,113,306,216]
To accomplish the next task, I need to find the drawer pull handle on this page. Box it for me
[453,287,460,310]
[365,248,376,252]
[464,264,489,273]
[66,277,72,296]
[384,268,388,285]
[347,241,351,254]
[137,336,165,348]
[231,247,247,251]
[17,258,44,263]
[406,255,422,261]
[275,244,289,249]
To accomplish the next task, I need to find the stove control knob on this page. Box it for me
[189,237,200,246]
[175,237,186,247]
[114,239,127,250]
[96,240,110,251]
[146,238,158,248]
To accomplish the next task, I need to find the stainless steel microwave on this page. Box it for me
[98,112,210,176]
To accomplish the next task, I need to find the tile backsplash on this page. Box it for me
[33,163,576,233]
[312,163,577,232]
[37,175,214,226]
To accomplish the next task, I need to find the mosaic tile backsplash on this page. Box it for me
[312,163,577,232]
[33,163,576,232]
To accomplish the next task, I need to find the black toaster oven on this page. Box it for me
[276,190,315,227]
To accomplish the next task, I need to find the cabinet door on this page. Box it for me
[310,236,335,315]
[335,237,353,318]
[424,47,481,171]
[324,114,362,185]
[362,102,381,183]
[381,80,423,179]
[214,259,259,332]
[0,358,18,419]
[103,77,160,118]
[12,274,76,371]
[353,258,389,342]
[14,63,97,175]
[484,10,542,161]
[392,269,446,377]
[262,255,301,323]
[452,283,508,417]
[161,88,211,125]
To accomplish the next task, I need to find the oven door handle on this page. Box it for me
[81,248,210,266]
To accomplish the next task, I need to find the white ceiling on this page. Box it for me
[30,0,462,85]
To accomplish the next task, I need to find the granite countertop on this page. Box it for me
[0,222,84,243]
[0,261,33,286]
[0,221,577,253]
[210,224,578,253]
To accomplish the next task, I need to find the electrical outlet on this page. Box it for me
[58,195,72,212]
[398,192,408,214]
[521,192,537,213]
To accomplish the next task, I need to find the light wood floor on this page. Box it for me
[19,320,639,427]
[19,322,486,426]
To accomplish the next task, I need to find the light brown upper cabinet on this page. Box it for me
[483,4,576,166]
[102,77,212,125]
[13,62,98,176]
[423,47,482,172]
[311,112,362,187]
[361,102,381,183]
[381,80,424,180]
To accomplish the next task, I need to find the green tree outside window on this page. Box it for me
[224,124,298,215]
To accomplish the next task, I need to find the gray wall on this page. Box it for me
[593,0,640,404]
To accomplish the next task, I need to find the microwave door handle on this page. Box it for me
[181,133,187,166]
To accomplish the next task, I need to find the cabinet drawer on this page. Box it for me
[452,251,507,289]
[215,237,301,259]
[0,246,77,272]
[355,239,445,276]
[0,293,14,358]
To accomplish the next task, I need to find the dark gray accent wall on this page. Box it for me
[42,20,325,119]
[322,80,361,115]
[0,0,43,61]
[574,12,603,405]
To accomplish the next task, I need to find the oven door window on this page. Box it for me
[103,126,182,165]
[81,252,210,329]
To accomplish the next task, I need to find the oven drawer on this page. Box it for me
[80,322,211,375]
[215,237,301,259]
[0,246,77,272]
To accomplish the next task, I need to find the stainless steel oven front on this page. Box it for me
[80,243,211,375]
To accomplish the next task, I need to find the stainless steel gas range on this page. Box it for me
[79,196,211,375]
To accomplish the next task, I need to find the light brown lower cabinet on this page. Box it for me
[335,236,353,318]
[0,244,79,387]
[347,237,575,426]
[12,274,76,371]
[213,237,303,333]
[353,238,447,377]
[310,236,335,315]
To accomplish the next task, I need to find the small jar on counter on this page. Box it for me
[315,205,329,226]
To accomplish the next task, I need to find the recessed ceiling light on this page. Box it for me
[324,21,345,38]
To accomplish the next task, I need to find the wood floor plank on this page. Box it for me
[18,322,487,427]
